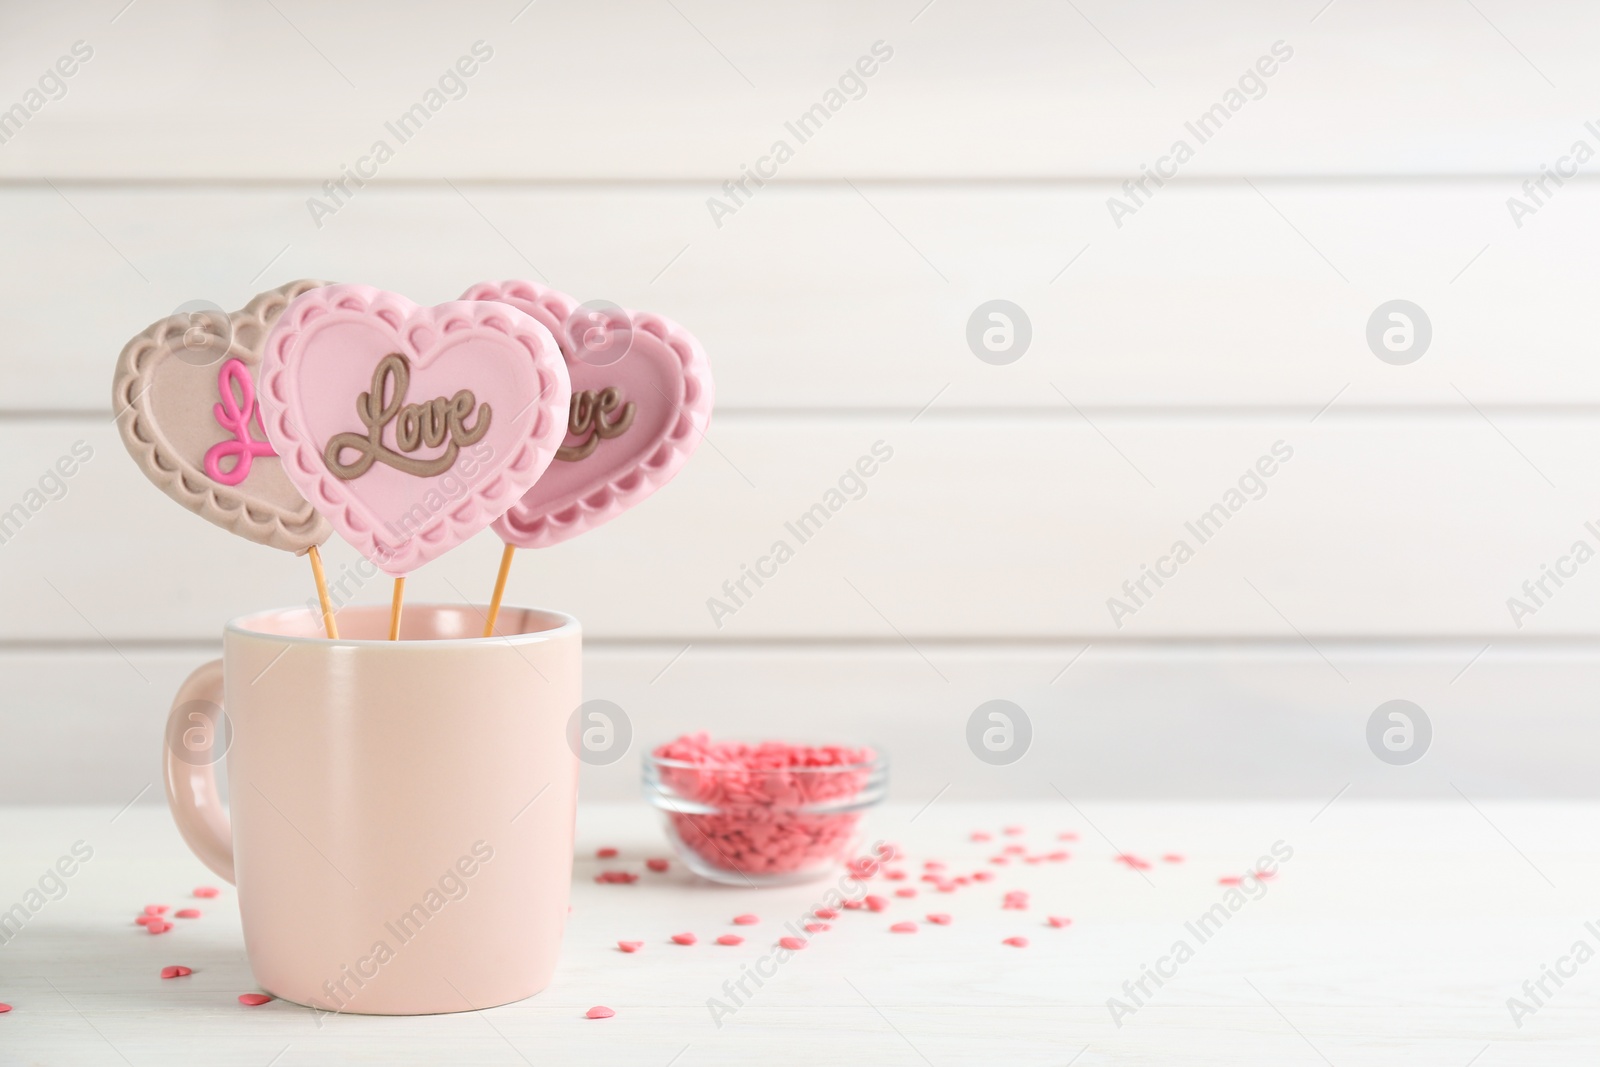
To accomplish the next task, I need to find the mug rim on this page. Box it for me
[225,603,580,648]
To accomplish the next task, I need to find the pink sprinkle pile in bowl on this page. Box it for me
[643,734,887,887]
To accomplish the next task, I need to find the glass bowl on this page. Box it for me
[642,742,888,886]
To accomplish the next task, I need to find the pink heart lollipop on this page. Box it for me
[460,280,715,549]
[258,285,571,577]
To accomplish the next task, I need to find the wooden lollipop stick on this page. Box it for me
[307,544,339,639]
[483,543,516,638]
[389,577,406,641]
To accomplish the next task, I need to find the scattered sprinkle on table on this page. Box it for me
[144,905,168,916]
[890,922,918,933]
[645,858,670,872]
[1003,826,1024,836]
[778,937,806,950]
[194,887,220,898]
[813,908,837,919]
[0,1004,10,1013]
[175,909,201,919]
[1047,916,1072,928]
[1163,854,1185,863]
[146,921,172,935]
[894,888,916,898]
[595,870,638,884]
[238,994,272,1006]
[715,934,744,946]
[732,914,759,925]
[617,941,643,953]
[596,847,618,859]
[804,923,829,933]
[586,1006,615,1019]
[1002,937,1029,948]
[160,966,193,979]
[971,831,992,842]
[864,895,888,912]
[671,933,697,945]
[926,913,952,925]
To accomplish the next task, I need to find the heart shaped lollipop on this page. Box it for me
[112,280,333,553]
[258,284,572,577]
[460,280,715,549]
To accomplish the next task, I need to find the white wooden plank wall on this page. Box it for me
[2,1,1596,801]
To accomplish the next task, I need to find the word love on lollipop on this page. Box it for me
[323,352,493,479]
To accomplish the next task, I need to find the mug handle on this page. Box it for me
[162,658,236,884]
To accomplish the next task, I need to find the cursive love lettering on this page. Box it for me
[556,387,635,462]
[204,358,277,487]
[324,353,491,479]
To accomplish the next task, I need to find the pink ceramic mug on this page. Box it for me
[163,603,580,1016]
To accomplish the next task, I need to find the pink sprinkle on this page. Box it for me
[804,923,830,933]
[238,993,272,1006]
[715,934,744,946]
[134,915,153,926]
[671,933,697,945]
[1257,870,1277,881]
[732,914,760,925]
[160,965,193,979]
[777,937,806,950]
[144,905,168,916]
[595,870,638,884]
[1058,832,1079,842]
[884,869,907,881]
[1162,854,1185,864]
[596,847,618,859]
[0,1003,9,1013]
[1003,825,1024,836]
[813,908,837,919]
[194,887,220,898]
[970,831,992,842]
[1218,876,1243,886]
[646,858,670,873]
[864,895,888,912]
[1002,845,1026,855]
[923,860,945,870]
[989,857,1008,865]
[146,921,172,935]
[1114,854,1152,871]
[926,913,952,925]
[1003,891,1030,911]
[586,1005,615,1019]
[1047,851,1069,862]
[175,909,201,919]
[894,888,917,898]
[973,870,994,882]
[1047,916,1072,928]
[617,941,643,953]
[937,883,957,893]
[890,921,918,933]
[842,899,865,910]
[1002,937,1029,948]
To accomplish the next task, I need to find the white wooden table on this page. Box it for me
[1,800,1595,1065]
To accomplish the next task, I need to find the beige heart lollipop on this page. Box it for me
[112,280,333,553]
